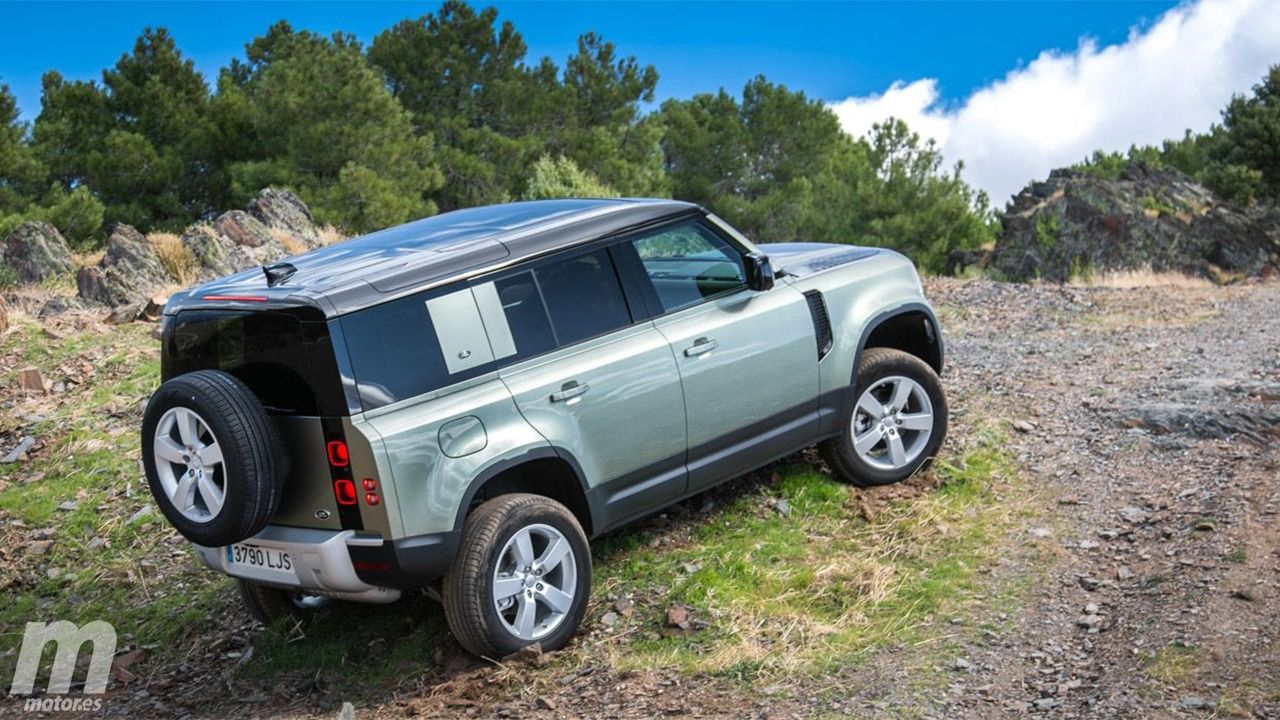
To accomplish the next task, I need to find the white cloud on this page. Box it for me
[828,0,1280,205]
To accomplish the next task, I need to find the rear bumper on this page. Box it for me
[193,526,401,603]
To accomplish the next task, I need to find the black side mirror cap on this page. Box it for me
[744,252,775,292]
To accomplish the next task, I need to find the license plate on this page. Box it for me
[226,543,293,574]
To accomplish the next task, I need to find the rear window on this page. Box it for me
[163,309,346,416]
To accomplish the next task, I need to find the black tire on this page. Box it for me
[820,348,948,487]
[140,370,283,546]
[238,579,330,623]
[443,494,591,659]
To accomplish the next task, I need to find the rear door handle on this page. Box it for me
[684,337,718,357]
[550,381,590,403]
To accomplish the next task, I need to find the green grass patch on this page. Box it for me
[590,429,1030,680]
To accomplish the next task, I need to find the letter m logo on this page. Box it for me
[8,621,116,695]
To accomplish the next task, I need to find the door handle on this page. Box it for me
[550,381,590,403]
[684,337,718,357]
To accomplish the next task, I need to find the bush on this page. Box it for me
[523,156,619,200]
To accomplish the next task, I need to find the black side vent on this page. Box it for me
[803,290,833,360]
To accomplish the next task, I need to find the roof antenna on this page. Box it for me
[263,262,297,287]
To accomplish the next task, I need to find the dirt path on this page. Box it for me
[919,279,1280,719]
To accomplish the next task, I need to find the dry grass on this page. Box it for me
[318,224,345,246]
[269,228,308,256]
[269,225,345,256]
[148,232,197,287]
[1069,268,1213,289]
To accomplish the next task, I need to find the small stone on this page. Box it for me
[1077,614,1101,629]
[1032,698,1060,711]
[666,605,690,628]
[502,642,547,666]
[19,367,48,394]
[1230,588,1256,602]
[600,611,619,627]
[536,697,556,711]
[1117,565,1134,581]
[773,499,792,517]
[1179,696,1214,710]
[681,562,701,574]
[1118,506,1148,524]
[951,658,973,671]
[87,536,107,550]
[1078,576,1100,591]
[2,437,36,463]
[1084,603,1099,614]
[338,701,356,720]
[613,598,634,618]
[56,500,78,512]
[1012,419,1036,433]
[1027,527,1052,538]
[127,504,153,524]
[28,540,54,555]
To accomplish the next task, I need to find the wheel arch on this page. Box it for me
[853,302,944,380]
[452,447,597,537]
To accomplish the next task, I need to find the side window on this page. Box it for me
[532,248,632,346]
[628,221,746,313]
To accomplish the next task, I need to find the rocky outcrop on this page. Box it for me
[4,221,75,284]
[182,207,292,282]
[76,224,170,307]
[992,163,1280,283]
[248,188,321,248]
[3,187,335,319]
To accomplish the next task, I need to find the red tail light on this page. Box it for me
[327,441,350,467]
[364,492,380,506]
[362,478,377,491]
[333,478,357,506]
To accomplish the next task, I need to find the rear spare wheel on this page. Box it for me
[141,370,283,546]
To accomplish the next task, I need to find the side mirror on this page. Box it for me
[744,252,775,292]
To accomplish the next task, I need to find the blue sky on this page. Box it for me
[3,0,1277,202]
[2,1,1177,119]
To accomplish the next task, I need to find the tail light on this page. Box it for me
[362,478,379,505]
[326,440,350,467]
[333,478,357,506]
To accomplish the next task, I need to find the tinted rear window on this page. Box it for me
[534,248,632,345]
[163,309,346,416]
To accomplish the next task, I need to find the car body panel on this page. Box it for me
[650,284,821,492]
[500,322,688,504]
[355,374,551,538]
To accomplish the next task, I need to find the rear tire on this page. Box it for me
[821,348,948,487]
[443,494,591,659]
[238,579,331,623]
[141,370,283,546]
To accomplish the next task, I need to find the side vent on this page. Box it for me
[803,290,833,360]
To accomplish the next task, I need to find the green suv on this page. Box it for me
[142,199,947,658]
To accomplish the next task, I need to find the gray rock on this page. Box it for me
[76,224,169,307]
[1,436,36,463]
[247,188,321,248]
[992,162,1280,283]
[4,221,74,284]
[1179,696,1214,710]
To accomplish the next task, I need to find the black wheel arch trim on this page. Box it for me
[451,446,596,536]
[852,301,944,379]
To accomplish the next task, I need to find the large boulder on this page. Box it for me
[4,221,75,284]
[213,210,276,250]
[247,188,321,249]
[76,224,170,307]
[992,162,1280,283]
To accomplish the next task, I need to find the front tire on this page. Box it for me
[821,348,948,487]
[443,494,591,659]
